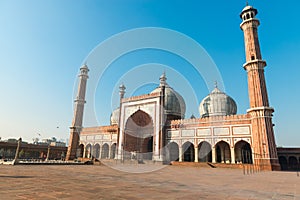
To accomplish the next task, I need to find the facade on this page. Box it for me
[66,5,296,171]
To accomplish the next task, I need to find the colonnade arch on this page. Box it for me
[93,144,100,159]
[198,141,212,162]
[279,156,288,170]
[182,142,194,162]
[234,140,252,164]
[215,141,231,163]
[85,144,92,158]
[110,143,117,159]
[79,143,117,160]
[168,142,179,161]
[101,143,109,159]
[288,156,298,170]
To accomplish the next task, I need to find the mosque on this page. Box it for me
[65,5,298,171]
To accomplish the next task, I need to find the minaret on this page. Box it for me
[116,83,125,160]
[66,64,89,160]
[240,5,280,170]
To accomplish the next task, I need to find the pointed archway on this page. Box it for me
[215,141,231,163]
[101,143,109,159]
[168,142,179,161]
[182,142,194,162]
[124,110,154,161]
[198,141,212,162]
[85,144,92,158]
[110,143,117,159]
[234,140,252,164]
[93,144,100,159]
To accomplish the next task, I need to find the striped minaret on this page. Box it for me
[240,5,280,170]
[66,64,89,160]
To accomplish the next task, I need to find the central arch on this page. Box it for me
[124,110,154,161]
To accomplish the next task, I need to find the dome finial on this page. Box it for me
[246,0,249,6]
[160,71,167,86]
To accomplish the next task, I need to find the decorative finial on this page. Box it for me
[119,83,126,98]
[159,71,167,86]
[246,0,249,6]
[214,81,218,88]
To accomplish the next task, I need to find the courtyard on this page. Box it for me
[0,164,299,199]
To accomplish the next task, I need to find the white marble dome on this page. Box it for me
[199,87,237,118]
[150,73,186,118]
[110,107,119,125]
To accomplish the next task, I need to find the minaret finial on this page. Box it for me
[246,0,249,6]
[214,81,218,88]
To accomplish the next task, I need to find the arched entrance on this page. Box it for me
[182,142,194,162]
[85,144,92,158]
[110,143,117,159]
[198,141,212,162]
[234,140,252,164]
[93,144,100,159]
[77,144,84,158]
[124,110,154,161]
[168,142,179,161]
[288,156,298,171]
[279,156,288,170]
[101,143,109,159]
[215,141,231,163]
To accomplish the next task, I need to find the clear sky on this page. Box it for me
[0,0,299,147]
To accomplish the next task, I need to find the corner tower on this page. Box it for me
[240,5,279,170]
[66,64,89,160]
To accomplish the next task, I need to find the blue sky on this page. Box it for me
[0,0,299,147]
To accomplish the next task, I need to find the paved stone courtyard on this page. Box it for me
[0,164,299,199]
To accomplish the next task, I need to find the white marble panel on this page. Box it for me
[233,126,250,135]
[168,130,179,137]
[213,127,229,136]
[182,129,195,137]
[197,128,211,136]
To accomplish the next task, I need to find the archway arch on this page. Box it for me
[288,156,298,171]
[110,143,117,159]
[215,141,231,163]
[77,144,84,158]
[124,110,154,161]
[234,140,252,164]
[93,144,100,159]
[182,142,194,162]
[279,156,288,170]
[168,142,179,162]
[198,141,212,162]
[85,144,92,158]
[101,143,109,159]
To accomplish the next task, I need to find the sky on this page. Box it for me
[0,0,299,147]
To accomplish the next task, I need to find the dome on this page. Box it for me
[199,87,237,118]
[150,73,186,118]
[110,107,119,125]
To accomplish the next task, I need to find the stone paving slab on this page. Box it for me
[0,165,299,199]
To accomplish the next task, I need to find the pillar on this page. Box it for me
[212,146,216,163]
[179,146,183,162]
[83,146,86,158]
[194,146,198,162]
[231,147,235,164]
